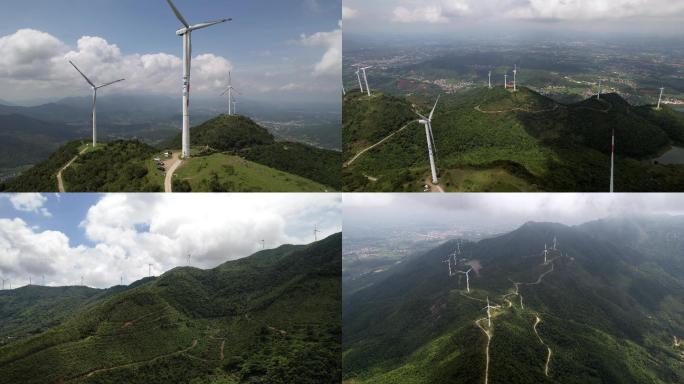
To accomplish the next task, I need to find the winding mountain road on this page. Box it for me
[475,317,493,384]
[344,121,417,167]
[534,316,552,376]
[56,147,90,192]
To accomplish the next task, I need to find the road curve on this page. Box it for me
[164,153,182,193]
[533,316,552,376]
[344,121,417,167]
[56,147,89,192]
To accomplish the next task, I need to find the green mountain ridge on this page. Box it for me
[0,233,341,384]
[342,219,684,383]
[1,114,340,192]
[343,87,684,192]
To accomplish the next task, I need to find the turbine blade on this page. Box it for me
[69,60,95,87]
[429,95,440,120]
[189,18,231,31]
[165,0,190,28]
[97,79,125,89]
[415,111,428,120]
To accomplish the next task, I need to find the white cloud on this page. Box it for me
[2,193,51,217]
[378,0,684,23]
[0,29,233,98]
[392,0,471,23]
[507,0,684,20]
[343,6,359,19]
[299,26,342,77]
[0,194,341,288]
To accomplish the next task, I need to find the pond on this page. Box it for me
[653,146,684,165]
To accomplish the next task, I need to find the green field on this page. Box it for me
[173,153,331,192]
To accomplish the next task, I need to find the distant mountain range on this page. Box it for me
[0,233,342,384]
[343,217,684,383]
[343,87,684,192]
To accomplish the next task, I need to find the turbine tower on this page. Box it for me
[361,66,373,97]
[1,279,5,290]
[233,99,237,115]
[314,226,321,241]
[69,60,125,148]
[187,253,191,265]
[553,236,558,251]
[513,64,517,92]
[457,268,472,292]
[355,68,364,93]
[415,96,441,185]
[443,258,454,277]
[148,263,153,278]
[482,297,499,328]
[261,239,265,249]
[543,243,549,264]
[657,87,665,110]
[165,0,231,159]
[610,128,615,193]
[221,72,239,116]
[488,70,492,89]
[597,79,602,100]
[504,72,508,89]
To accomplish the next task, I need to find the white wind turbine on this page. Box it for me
[416,96,441,185]
[553,236,558,251]
[504,72,508,89]
[597,79,602,100]
[165,0,231,159]
[513,64,517,92]
[656,87,665,110]
[483,297,500,328]
[457,268,473,292]
[69,61,125,148]
[443,258,454,277]
[488,70,492,89]
[361,66,373,96]
[543,243,549,264]
[355,68,364,93]
[221,71,239,116]
[610,128,615,193]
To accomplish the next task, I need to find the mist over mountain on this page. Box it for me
[343,216,684,383]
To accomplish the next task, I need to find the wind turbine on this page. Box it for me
[656,87,665,110]
[148,263,153,278]
[69,60,125,148]
[165,0,231,159]
[610,128,615,193]
[355,68,364,93]
[415,96,441,185]
[443,258,454,277]
[488,70,492,89]
[482,297,499,328]
[314,226,321,241]
[553,236,557,251]
[361,66,372,96]
[543,243,549,264]
[187,253,191,265]
[597,79,602,100]
[261,239,265,249]
[457,268,473,292]
[233,99,238,115]
[504,72,508,89]
[221,72,239,116]
[1,279,6,290]
[513,64,517,92]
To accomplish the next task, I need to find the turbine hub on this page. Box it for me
[176,28,188,36]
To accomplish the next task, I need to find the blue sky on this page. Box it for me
[0,0,341,104]
[0,193,341,288]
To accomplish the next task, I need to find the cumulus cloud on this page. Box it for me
[0,29,233,98]
[343,6,359,19]
[0,194,341,288]
[392,0,471,23]
[299,25,342,76]
[1,193,51,217]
